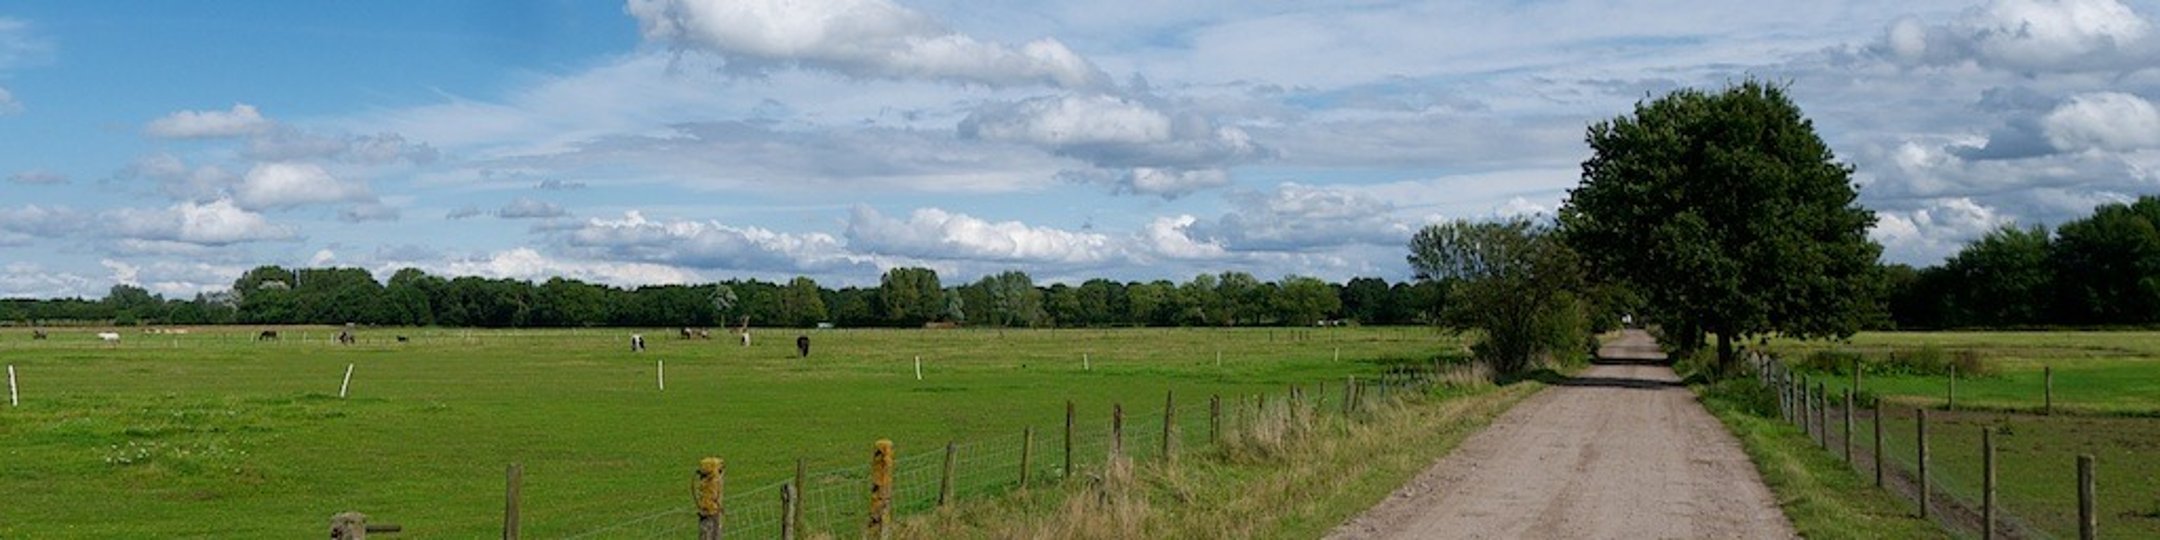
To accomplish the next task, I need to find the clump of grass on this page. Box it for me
[1794,346,1993,378]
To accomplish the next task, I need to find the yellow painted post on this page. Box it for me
[695,457,725,540]
[867,440,894,540]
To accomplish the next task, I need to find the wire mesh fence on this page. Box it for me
[557,367,1447,538]
[1752,354,2138,540]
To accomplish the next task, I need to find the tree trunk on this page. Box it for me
[1716,332,1734,368]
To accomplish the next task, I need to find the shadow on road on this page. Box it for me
[1550,376,1682,390]
[1589,357,1673,367]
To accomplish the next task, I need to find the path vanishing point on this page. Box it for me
[1329,329,1797,539]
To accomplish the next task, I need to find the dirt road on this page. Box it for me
[1329,330,1796,539]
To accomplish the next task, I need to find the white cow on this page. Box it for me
[97,332,121,344]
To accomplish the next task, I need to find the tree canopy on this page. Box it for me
[1560,80,1881,364]
[1409,218,1588,375]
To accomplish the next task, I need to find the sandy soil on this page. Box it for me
[1328,330,1797,539]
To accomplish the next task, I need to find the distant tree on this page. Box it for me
[1938,224,2053,326]
[2050,196,2160,324]
[831,287,878,327]
[1410,219,1587,375]
[977,270,1044,327]
[1274,275,1342,326]
[1044,283,1082,326]
[878,267,943,325]
[1561,80,1881,366]
[711,284,739,324]
[383,268,439,326]
[778,277,829,327]
[1340,277,1390,324]
[1125,280,1174,326]
[1175,274,1218,326]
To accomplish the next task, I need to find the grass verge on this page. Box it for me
[891,378,1543,539]
[1695,377,1950,540]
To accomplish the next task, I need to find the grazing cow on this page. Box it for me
[679,327,693,339]
[395,336,409,343]
[257,330,279,341]
[97,332,121,344]
[31,329,47,340]
[630,334,646,352]
[336,330,356,345]
[796,335,810,358]
[695,329,712,340]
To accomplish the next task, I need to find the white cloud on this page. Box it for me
[0,204,82,246]
[438,248,707,287]
[555,210,871,274]
[1189,183,1415,251]
[1879,0,2155,73]
[234,162,375,210]
[104,199,299,246]
[1871,197,2015,264]
[626,0,1107,89]
[960,93,1264,197]
[497,196,569,219]
[845,206,1119,264]
[1136,215,1230,261]
[446,205,484,220]
[0,263,95,299]
[123,153,240,202]
[2042,92,2160,152]
[144,103,274,139]
[245,129,440,165]
[1060,167,1233,199]
[7,169,66,185]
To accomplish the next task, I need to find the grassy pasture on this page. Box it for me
[0,326,1456,538]
[1767,331,2160,537]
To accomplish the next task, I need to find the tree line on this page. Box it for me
[0,266,1450,329]
[1884,195,2160,329]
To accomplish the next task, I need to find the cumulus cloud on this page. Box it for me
[961,93,1265,198]
[245,130,440,165]
[486,121,1064,194]
[8,169,67,185]
[339,202,402,223]
[845,206,1119,264]
[438,248,707,287]
[625,0,1107,89]
[0,204,82,246]
[446,206,484,220]
[554,210,871,274]
[1188,183,1415,251]
[1872,197,2015,264]
[1136,215,1230,261]
[121,153,240,202]
[497,196,570,219]
[144,103,274,139]
[0,263,95,299]
[1879,0,2155,73]
[234,162,375,210]
[104,199,299,246]
[536,179,588,190]
[2041,92,2160,152]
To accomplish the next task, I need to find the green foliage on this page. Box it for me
[1562,80,1882,363]
[1789,347,1991,378]
[1409,218,1589,375]
[2051,196,2160,324]
[1273,275,1341,326]
[878,266,945,325]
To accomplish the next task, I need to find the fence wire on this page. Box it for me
[561,368,1442,538]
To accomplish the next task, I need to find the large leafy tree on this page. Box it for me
[878,267,944,325]
[2050,197,2160,324]
[1938,225,2053,327]
[1560,81,1881,366]
[1409,219,1587,375]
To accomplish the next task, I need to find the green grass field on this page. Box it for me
[0,326,1459,538]
[1767,331,2160,538]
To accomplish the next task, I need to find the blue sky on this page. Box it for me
[4,0,2159,298]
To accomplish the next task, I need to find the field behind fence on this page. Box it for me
[1755,353,2160,539]
[554,366,1450,538]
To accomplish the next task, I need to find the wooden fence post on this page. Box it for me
[792,458,806,536]
[868,440,894,540]
[938,441,957,507]
[1063,401,1074,478]
[1983,428,1996,540]
[1020,427,1033,490]
[503,463,522,540]
[1873,405,1885,488]
[1162,390,1175,463]
[1209,395,1221,443]
[780,483,798,540]
[1948,364,1958,411]
[1111,403,1124,460]
[1918,408,1931,519]
[2045,365,2054,415]
[1817,382,1829,449]
[1844,389,1854,464]
[1343,376,1356,415]
[2077,454,2096,540]
[696,457,725,540]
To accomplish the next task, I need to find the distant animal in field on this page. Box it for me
[395,336,409,343]
[257,330,279,341]
[796,335,810,358]
[696,329,712,340]
[738,331,750,347]
[336,330,356,345]
[679,327,693,339]
[97,332,121,344]
[31,329,47,340]
[630,334,646,352]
